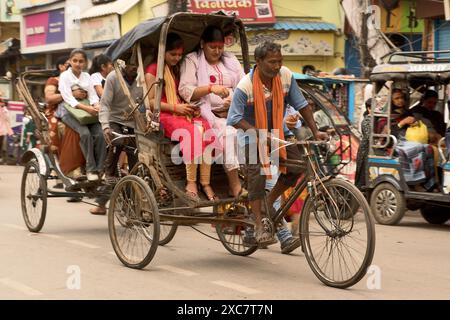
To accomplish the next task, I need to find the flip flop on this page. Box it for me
[89,207,106,215]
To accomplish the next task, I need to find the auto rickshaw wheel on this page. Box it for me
[21,159,47,232]
[420,205,450,225]
[370,183,406,225]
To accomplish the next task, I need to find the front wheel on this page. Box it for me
[130,162,177,245]
[420,205,450,225]
[21,160,47,232]
[370,183,406,225]
[300,178,376,289]
[108,176,160,269]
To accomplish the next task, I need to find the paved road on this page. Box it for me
[1,165,449,299]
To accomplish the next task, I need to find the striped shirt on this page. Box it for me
[227,66,308,143]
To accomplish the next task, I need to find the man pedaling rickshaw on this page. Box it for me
[227,41,328,246]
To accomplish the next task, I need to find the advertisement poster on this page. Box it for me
[24,9,65,47]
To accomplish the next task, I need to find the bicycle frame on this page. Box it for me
[271,142,331,226]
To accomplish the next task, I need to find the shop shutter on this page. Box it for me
[435,19,450,58]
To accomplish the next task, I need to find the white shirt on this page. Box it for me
[90,72,105,88]
[59,68,99,108]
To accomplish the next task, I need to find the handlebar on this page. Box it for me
[270,136,329,146]
[110,132,136,145]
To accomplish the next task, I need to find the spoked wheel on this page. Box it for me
[108,175,160,269]
[300,178,375,289]
[21,160,47,232]
[216,223,258,256]
[215,203,258,256]
[130,162,178,246]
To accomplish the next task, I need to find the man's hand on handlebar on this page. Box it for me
[313,131,329,142]
[103,128,112,146]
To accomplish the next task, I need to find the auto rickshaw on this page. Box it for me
[366,50,450,225]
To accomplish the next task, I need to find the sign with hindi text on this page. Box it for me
[188,0,276,25]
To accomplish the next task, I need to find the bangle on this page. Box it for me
[208,84,213,94]
[173,104,177,113]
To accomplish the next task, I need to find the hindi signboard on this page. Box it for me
[188,0,276,24]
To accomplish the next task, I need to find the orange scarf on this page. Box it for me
[252,67,287,175]
[164,64,193,122]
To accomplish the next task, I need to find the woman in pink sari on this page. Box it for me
[145,33,217,201]
[179,25,245,198]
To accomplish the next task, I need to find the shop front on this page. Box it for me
[228,20,338,74]
[20,0,94,69]
[79,0,140,54]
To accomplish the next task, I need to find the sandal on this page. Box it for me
[201,184,219,201]
[89,207,106,215]
[185,189,200,202]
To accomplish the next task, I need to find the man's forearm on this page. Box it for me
[234,119,254,131]
[299,105,319,137]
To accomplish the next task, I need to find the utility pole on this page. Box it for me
[359,0,377,78]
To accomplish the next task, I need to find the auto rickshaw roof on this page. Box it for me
[370,50,450,83]
[104,12,239,62]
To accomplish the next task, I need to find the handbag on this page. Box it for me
[405,120,428,144]
[64,101,98,125]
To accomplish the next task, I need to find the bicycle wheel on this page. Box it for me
[108,175,160,269]
[215,203,258,256]
[130,162,178,246]
[21,160,47,232]
[216,223,258,256]
[300,178,375,288]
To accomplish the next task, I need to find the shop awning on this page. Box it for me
[0,38,20,58]
[246,19,337,31]
[80,0,140,20]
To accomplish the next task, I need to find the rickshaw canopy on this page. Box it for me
[105,12,242,63]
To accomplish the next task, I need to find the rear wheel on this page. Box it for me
[216,223,258,256]
[215,203,258,256]
[108,176,160,269]
[130,162,178,246]
[420,205,450,225]
[370,183,406,225]
[21,160,47,232]
[300,178,375,289]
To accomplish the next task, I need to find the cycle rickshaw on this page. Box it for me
[16,71,181,245]
[16,70,141,232]
[103,12,375,289]
[367,50,450,225]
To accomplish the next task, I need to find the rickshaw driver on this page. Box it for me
[227,41,328,245]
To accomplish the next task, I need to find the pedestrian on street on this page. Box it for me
[0,98,13,163]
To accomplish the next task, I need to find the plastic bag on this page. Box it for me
[405,120,428,144]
